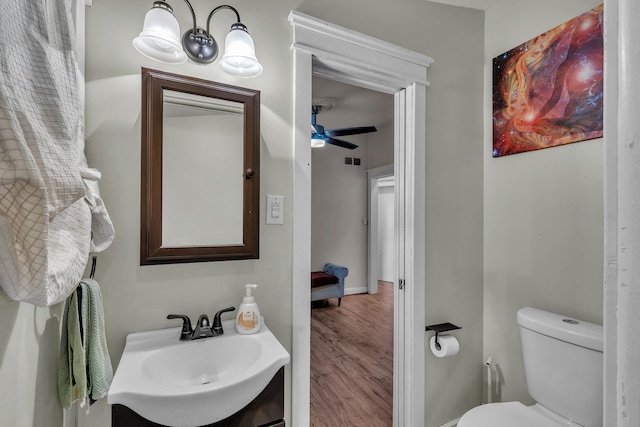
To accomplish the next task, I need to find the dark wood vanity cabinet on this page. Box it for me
[112,367,285,427]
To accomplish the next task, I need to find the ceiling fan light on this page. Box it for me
[220,23,263,77]
[311,137,326,148]
[133,2,187,64]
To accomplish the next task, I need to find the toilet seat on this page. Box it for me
[457,402,581,427]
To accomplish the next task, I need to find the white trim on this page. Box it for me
[604,0,640,424]
[439,418,460,427]
[290,11,431,427]
[394,88,408,426]
[378,177,395,188]
[396,83,428,427]
[344,286,369,295]
[603,0,618,424]
[289,12,433,68]
[290,11,432,94]
[411,81,428,426]
[368,163,395,178]
[291,47,313,427]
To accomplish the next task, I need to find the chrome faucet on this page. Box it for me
[167,307,235,341]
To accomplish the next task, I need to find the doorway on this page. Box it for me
[310,77,395,425]
[290,10,433,427]
[368,165,395,295]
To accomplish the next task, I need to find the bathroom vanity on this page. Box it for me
[111,367,285,427]
[108,320,290,427]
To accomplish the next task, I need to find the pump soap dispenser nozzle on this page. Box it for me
[244,284,257,301]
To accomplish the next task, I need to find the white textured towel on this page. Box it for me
[0,1,114,306]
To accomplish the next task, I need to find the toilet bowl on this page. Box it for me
[458,307,603,427]
[458,402,582,427]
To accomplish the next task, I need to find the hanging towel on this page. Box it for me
[58,284,86,408]
[58,278,113,409]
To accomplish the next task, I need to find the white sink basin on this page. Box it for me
[107,319,289,427]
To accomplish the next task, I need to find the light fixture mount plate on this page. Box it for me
[182,28,218,63]
[311,98,336,113]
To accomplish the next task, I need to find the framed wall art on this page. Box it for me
[492,4,604,158]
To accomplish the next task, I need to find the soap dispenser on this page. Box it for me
[236,284,261,334]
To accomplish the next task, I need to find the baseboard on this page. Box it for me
[344,287,368,295]
[439,417,460,427]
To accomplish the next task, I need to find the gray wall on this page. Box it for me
[311,137,370,293]
[484,0,604,405]
[423,4,485,422]
[0,303,67,426]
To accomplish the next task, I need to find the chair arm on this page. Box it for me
[323,263,348,281]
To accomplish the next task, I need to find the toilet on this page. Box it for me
[458,307,603,427]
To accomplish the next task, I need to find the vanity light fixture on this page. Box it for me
[133,1,263,77]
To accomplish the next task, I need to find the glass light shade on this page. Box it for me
[311,137,326,148]
[133,4,187,64]
[220,24,263,77]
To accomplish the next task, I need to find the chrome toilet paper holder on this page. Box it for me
[425,322,461,350]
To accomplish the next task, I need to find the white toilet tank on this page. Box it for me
[517,307,603,427]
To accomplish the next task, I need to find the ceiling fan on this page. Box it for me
[311,100,377,150]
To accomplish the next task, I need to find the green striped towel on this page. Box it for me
[58,279,113,409]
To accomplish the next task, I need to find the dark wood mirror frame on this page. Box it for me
[140,68,260,265]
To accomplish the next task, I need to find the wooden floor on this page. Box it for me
[310,281,394,427]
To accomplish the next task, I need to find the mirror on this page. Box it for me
[140,68,260,265]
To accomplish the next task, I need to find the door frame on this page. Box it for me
[603,0,640,423]
[289,11,432,426]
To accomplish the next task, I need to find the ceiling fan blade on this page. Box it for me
[325,126,377,137]
[326,137,359,150]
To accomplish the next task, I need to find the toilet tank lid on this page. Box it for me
[517,307,603,352]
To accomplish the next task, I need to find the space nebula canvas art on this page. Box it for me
[492,4,603,157]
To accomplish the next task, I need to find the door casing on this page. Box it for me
[290,11,432,426]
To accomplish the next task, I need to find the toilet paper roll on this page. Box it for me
[429,334,459,358]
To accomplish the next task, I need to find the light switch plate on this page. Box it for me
[266,195,284,225]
